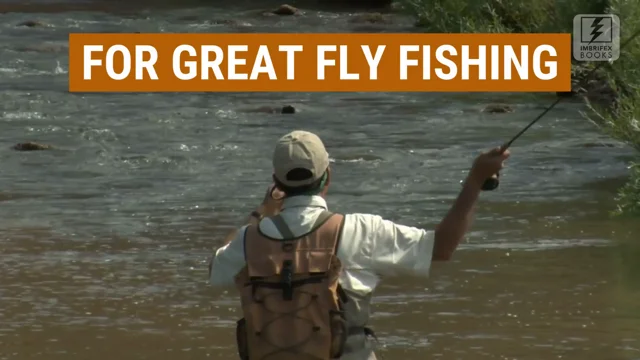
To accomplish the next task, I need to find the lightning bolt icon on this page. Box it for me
[589,17,605,44]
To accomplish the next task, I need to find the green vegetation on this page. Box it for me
[590,0,640,216]
[403,0,640,216]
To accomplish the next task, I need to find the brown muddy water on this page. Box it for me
[1,1,639,359]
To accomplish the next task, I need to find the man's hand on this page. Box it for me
[222,184,285,247]
[468,147,511,188]
[258,184,285,217]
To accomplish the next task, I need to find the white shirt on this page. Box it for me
[209,195,435,296]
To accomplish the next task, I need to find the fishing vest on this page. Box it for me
[233,210,376,360]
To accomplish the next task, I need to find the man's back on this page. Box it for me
[209,195,435,359]
[210,195,435,292]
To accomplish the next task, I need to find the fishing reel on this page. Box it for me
[482,173,500,191]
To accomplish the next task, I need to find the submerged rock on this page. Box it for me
[268,4,300,16]
[556,91,576,98]
[12,142,53,151]
[581,142,617,148]
[281,105,296,114]
[240,105,296,114]
[349,13,391,24]
[173,15,253,28]
[16,20,47,28]
[318,0,392,8]
[177,14,200,21]
[213,19,252,27]
[482,104,514,114]
[15,43,67,53]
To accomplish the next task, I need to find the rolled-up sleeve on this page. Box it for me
[208,226,247,287]
[340,214,435,278]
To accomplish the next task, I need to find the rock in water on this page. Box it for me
[16,20,47,28]
[556,91,576,98]
[349,13,390,24]
[239,105,296,114]
[12,142,53,151]
[482,104,514,114]
[281,105,296,114]
[271,4,299,15]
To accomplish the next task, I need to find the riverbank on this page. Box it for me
[405,0,640,216]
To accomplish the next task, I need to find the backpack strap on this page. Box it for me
[311,210,334,230]
[269,214,295,239]
[268,210,335,241]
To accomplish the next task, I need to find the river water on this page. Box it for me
[1,1,640,360]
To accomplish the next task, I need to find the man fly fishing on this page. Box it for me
[208,130,510,360]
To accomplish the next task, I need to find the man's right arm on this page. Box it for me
[339,213,436,278]
[335,149,510,277]
[432,175,483,261]
[432,147,510,261]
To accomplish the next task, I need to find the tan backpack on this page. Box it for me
[233,210,348,360]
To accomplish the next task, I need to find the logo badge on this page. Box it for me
[573,14,620,61]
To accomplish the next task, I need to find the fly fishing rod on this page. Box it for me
[481,26,640,191]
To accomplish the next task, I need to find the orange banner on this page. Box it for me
[68,33,572,92]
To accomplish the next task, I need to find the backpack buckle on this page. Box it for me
[281,260,293,301]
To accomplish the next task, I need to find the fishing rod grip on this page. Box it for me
[480,143,509,191]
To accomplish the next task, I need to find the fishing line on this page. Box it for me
[481,26,640,191]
